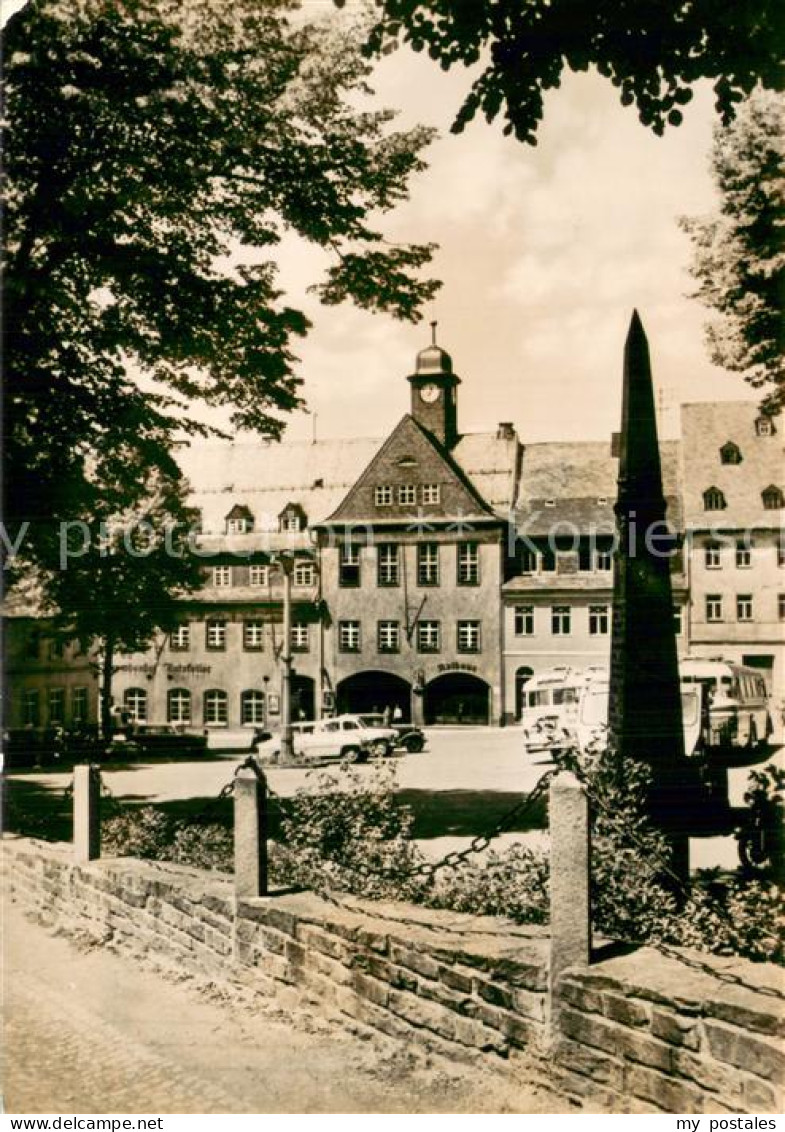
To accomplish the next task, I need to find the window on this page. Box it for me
[755,416,774,437]
[457,620,481,653]
[735,541,752,568]
[762,485,784,510]
[540,548,556,572]
[673,606,683,636]
[227,517,250,534]
[339,620,361,652]
[243,620,265,651]
[422,484,441,505]
[417,620,440,653]
[398,484,416,505]
[589,605,609,636]
[294,562,315,587]
[706,595,723,622]
[241,690,266,725]
[703,487,727,511]
[48,688,65,725]
[167,688,191,724]
[280,512,303,533]
[514,606,534,636]
[778,595,785,621]
[720,441,742,465]
[206,620,227,650]
[339,543,361,587]
[374,485,393,506]
[551,606,571,635]
[72,687,89,725]
[249,565,269,587]
[595,550,613,572]
[520,548,538,573]
[124,687,148,722]
[22,689,39,727]
[291,623,309,652]
[457,543,480,585]
[377,544,400,587]
[377,621,400,653]
[212,565,231,587]
[736,594,753,622]
[204,689,228,725]
[170,624,190,651]
[417,543,439,586]
[705,542,722,569]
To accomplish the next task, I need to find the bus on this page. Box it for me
[520,666,607,755]
[679,657,772,756]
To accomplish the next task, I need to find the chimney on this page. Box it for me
[497,422,515,440]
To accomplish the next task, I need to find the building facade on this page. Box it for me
[4,336,782,735]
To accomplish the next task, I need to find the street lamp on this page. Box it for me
[270,551,295,765]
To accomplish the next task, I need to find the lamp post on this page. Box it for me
[274,551,295,765]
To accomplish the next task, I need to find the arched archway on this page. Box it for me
[423,673,490,725]
[291,674,315,721]
[515,666,534,720]
[336,671,412,720]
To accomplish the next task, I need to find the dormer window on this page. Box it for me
[762,485,784,510]
[720,441,742,465]
[278,502,307,533]
[225,504,254,535]
[703,486,727,512]
[755,416,775,437]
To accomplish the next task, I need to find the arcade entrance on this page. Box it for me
[336,671,412,720]
[423,673,490,725]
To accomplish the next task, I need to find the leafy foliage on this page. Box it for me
[3,0,439,560]
[681,89,785,414]
[103,805,234,871]
[360,1,784,143]
[426,843,549,924]
[274,763,427,902]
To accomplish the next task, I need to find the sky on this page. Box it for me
[3,0,758,446]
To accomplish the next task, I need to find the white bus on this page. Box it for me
[679,657,772,753]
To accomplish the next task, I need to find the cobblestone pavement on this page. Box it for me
[3,904,566,1115]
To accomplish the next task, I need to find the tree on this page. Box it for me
[42,444,204,735]
[360,0,784,143]
[681,89,785,414]
[2,0,439,566]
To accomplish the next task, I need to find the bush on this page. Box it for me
[102,806,233,872]
[426,843,549,923]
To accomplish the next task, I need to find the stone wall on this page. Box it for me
[4,836,782,1113]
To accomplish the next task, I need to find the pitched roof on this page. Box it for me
[680,402,784,529]
[177,427,520,532]
[512,440,682,534]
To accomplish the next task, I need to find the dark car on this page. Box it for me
[360,715,425,753]
[112,724,208,758]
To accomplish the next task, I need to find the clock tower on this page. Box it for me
[407,322,461,449]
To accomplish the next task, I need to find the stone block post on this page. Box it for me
[73,764,101,863]
[549,771,590,1022]
[234,766,269,899]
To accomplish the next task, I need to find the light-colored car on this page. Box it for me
[255,714,396,764]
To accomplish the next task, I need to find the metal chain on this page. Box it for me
[295,767,555,884]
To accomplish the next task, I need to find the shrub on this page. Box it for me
[426,843,549,923]
[102,806,233,872]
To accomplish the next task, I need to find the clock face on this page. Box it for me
[419,383,441,404]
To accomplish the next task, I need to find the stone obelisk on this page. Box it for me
[609,312,690,877]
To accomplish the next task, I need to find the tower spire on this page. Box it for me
[430,319,437,346]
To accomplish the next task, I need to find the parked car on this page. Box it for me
[360,714,425,753]
[255,714,396,764]
[3,726,108,768]
[204,726,269,753]
[111,724,208,758]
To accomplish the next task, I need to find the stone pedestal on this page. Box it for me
[549,772,590,1017]
[73,764,100,863]
[234,767,268,899]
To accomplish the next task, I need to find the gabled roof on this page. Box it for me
[681,402,784,528]
[321,415,499,526]
[512,440,682,534]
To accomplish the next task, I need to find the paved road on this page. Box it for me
[10,728,781,871]
[3,903,565,1115]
